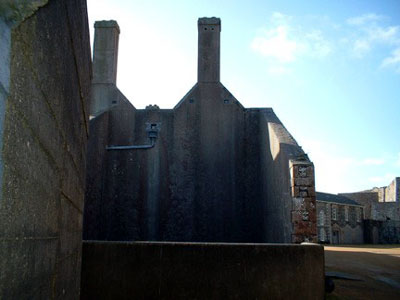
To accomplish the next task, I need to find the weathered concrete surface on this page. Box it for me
[81,241,325,300]
[84,18,316,243]
[0,0,91,298]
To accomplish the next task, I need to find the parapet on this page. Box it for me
[198,17,221,26]
[94,20,120,33]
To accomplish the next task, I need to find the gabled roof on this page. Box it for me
[316,192,361,206]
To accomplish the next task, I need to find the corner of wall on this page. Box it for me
[289,160,317,243]
[261,109,317,243]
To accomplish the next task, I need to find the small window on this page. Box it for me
[345,206,349,222]
[332,206,337,221]
[319,228,326,242]
[319,210,325,226]
[357,208,362,222]
[224,99,230,104]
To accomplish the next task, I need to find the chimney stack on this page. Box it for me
[197,17,221,83]
[92,20,120,84]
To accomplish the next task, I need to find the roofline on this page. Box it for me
[316,200,363,207]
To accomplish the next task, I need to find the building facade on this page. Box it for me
[341,177,400,244]
[316,177,400,244]
[83,18,318,244]
[316,192,364,244]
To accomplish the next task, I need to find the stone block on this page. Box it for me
[294,177,314,187]
[292,186,316,198]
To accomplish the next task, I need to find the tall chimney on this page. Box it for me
[92,20,120,84]
[197,17,221,83]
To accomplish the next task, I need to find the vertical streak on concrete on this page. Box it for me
[197,18,220,83]
[0,19,10,206]
[147,144,160,240]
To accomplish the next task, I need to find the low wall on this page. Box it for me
[81,241,325,299]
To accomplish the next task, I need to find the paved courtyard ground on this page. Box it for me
[324,245,400,299]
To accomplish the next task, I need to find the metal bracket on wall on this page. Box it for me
[106,122,160,150]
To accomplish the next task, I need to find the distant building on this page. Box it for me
[340,177,400,244]
[316,177,400,244]
[316,192,364,244]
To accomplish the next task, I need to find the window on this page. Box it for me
[357,208,362,222]
[319,210,325,226]
[319,228,326,242]
[345,206,349,222]
[332,206,337,220]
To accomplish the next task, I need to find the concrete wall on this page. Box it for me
[81,241,325,300]
[0,0,91,298]
[84,84,315,243]
[84,18,316,244]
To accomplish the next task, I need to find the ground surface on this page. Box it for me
[324,245,400,299]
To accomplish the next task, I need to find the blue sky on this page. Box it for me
[87,0,400,194]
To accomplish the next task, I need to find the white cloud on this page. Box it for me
[381,47,400,72]
[251,26,298,63]
[300,138,357,193]
[270,12,292,25]
[368,173,396,186]
[353,39,371,57]
[347,13,385,26]
[346,13,400,59]
[395,152,400,167]
[360,158,385,166]
[304,30,332,58]
[367,25,399,43]
[267,65,292,75]
[299,138,399,193]
[251,13,331,65]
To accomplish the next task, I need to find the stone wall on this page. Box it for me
[373,202,400,221]
[340,192,378,219]
[0,0,91,298]
[342,191,400,221]
[316,202,331,242]
[316,201,363,244]
[385,177,399,202]
[364,220,400,244]
[81,241,325,300]
[289,160,317,243]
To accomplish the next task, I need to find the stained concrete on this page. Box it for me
[84,18,317,244]
[0,0,91,298]
[81,241,325,300]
